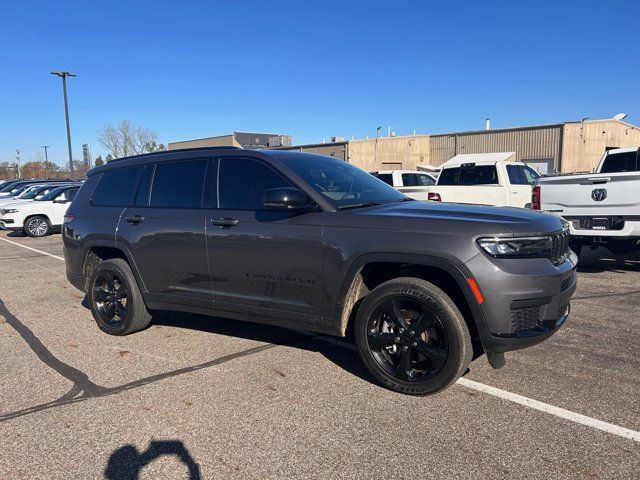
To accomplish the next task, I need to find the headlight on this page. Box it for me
[0,208,18,215]
[477,236,552,258]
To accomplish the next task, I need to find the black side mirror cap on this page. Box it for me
[262,187,311,210]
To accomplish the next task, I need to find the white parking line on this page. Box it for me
[2,234,639,443]
[0,237,64,261]
[457,378,640,443]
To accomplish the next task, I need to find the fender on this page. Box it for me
[332,252,488,337]
[80,239,149,294]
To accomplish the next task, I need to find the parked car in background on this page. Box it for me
[0,185,80,237]
[427,155,540,208]
[534,147,640,256]
[63,148,576,396]
[370,170,437,200]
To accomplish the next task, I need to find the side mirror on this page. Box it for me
[262,187,310,210]
[53,198,68,204]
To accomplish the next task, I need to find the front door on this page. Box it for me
[206,156,323,323]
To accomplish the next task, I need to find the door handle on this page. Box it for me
[211,217,239,227]
[125,215,146,224]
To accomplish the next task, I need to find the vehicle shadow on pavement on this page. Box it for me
[577,247,640,274]
[6,231,26,238]
[105,440,201,480]
[152,311,373,384]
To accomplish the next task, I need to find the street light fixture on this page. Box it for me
[50,71,76,172]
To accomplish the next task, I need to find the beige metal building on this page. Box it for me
[279,117,640,174]
[168,131,292,150]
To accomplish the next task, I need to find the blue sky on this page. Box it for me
[1,0,638,165]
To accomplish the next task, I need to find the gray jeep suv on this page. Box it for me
[63,148,577,395]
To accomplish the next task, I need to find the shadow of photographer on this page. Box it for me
[105,440,201,480]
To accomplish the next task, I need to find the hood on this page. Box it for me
[351,201,564,236]
[0,199,36,209]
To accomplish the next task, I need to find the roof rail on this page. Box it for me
[107,146,243,163]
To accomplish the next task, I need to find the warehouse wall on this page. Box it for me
[278,142,348,160]
[348,135,430,171]
[168,134,240,150]
[430,125,563,170]
[561,120,640,172]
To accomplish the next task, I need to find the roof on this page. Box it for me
[440,152,517,168]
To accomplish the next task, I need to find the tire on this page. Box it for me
[24,216,51,237]
[87,258,152,335]
[354,277,473,395]
[569,241,582,259]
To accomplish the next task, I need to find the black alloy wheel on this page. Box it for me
[92,270,129,326]
[367,295,448,382]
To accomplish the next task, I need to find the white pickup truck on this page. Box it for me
[426,155,540,208]
[534,147,640,256]
[370,170,437,201]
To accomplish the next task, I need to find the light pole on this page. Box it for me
[50,71,76,172]
[41,145,49,162]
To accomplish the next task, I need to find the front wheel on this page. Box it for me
[24,216,51,237]
[355,277,473,395]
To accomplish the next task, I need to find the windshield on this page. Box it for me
[15,184,44,198]
[277,153,407,209]
[22,185,57,200]
[0,182,21,193]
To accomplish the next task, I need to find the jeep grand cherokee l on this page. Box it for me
[63,148,577,395]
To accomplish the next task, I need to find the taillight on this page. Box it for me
[63,213,76,223]
[428,192,441,201]
[532,186,541,210]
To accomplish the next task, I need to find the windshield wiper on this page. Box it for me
[337,202,382,211]
[395,197,416,202]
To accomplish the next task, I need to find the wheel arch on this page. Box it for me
[334,253,487,350]
[81,241,146,293]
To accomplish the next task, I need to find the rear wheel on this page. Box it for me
[355,277,473,395]
[88,258,152,335]
[24,216,50,237]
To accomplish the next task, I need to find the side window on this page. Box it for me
[523,166,540,184]
[92,167,144,207]
[437,167,460,185]
[401,173,419,187]
[66,188,79,201]
[418,174,435,186]
[134,164,154,207]
[149,159,207,209]
[218,158,294,210]
[506,165,528,185]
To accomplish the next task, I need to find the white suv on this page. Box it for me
[0,185,80,237]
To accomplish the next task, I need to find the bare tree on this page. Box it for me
[98,120,161,159]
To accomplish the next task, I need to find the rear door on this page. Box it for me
[206,156,323,321]
[118,158,213,309]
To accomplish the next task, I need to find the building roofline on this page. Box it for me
[168,133,235,145]
[271,141,348,150]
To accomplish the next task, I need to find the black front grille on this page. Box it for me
[550,229,570,266]
[510,306,540,332]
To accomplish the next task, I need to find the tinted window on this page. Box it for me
[134,165,154,207]
[401,174,419,186]
[374,173,393,186]
[437,168,460,185]
[56,188,78,202]
[600,151,638,173]
[219,158,293,210]
[523,166,540,184]
[150,159,207,209]
[418,174,435,186]
[507,165,528,185]
[92,167,143,207]
[459,165,498,185]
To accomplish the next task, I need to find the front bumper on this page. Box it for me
[466,250,578,357]
[0,219,19,231]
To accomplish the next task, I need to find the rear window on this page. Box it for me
[149,159,207,209]
[600,151,639,173]
[91,167,143,207]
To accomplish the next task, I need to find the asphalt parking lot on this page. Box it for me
[0,231,639,479]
